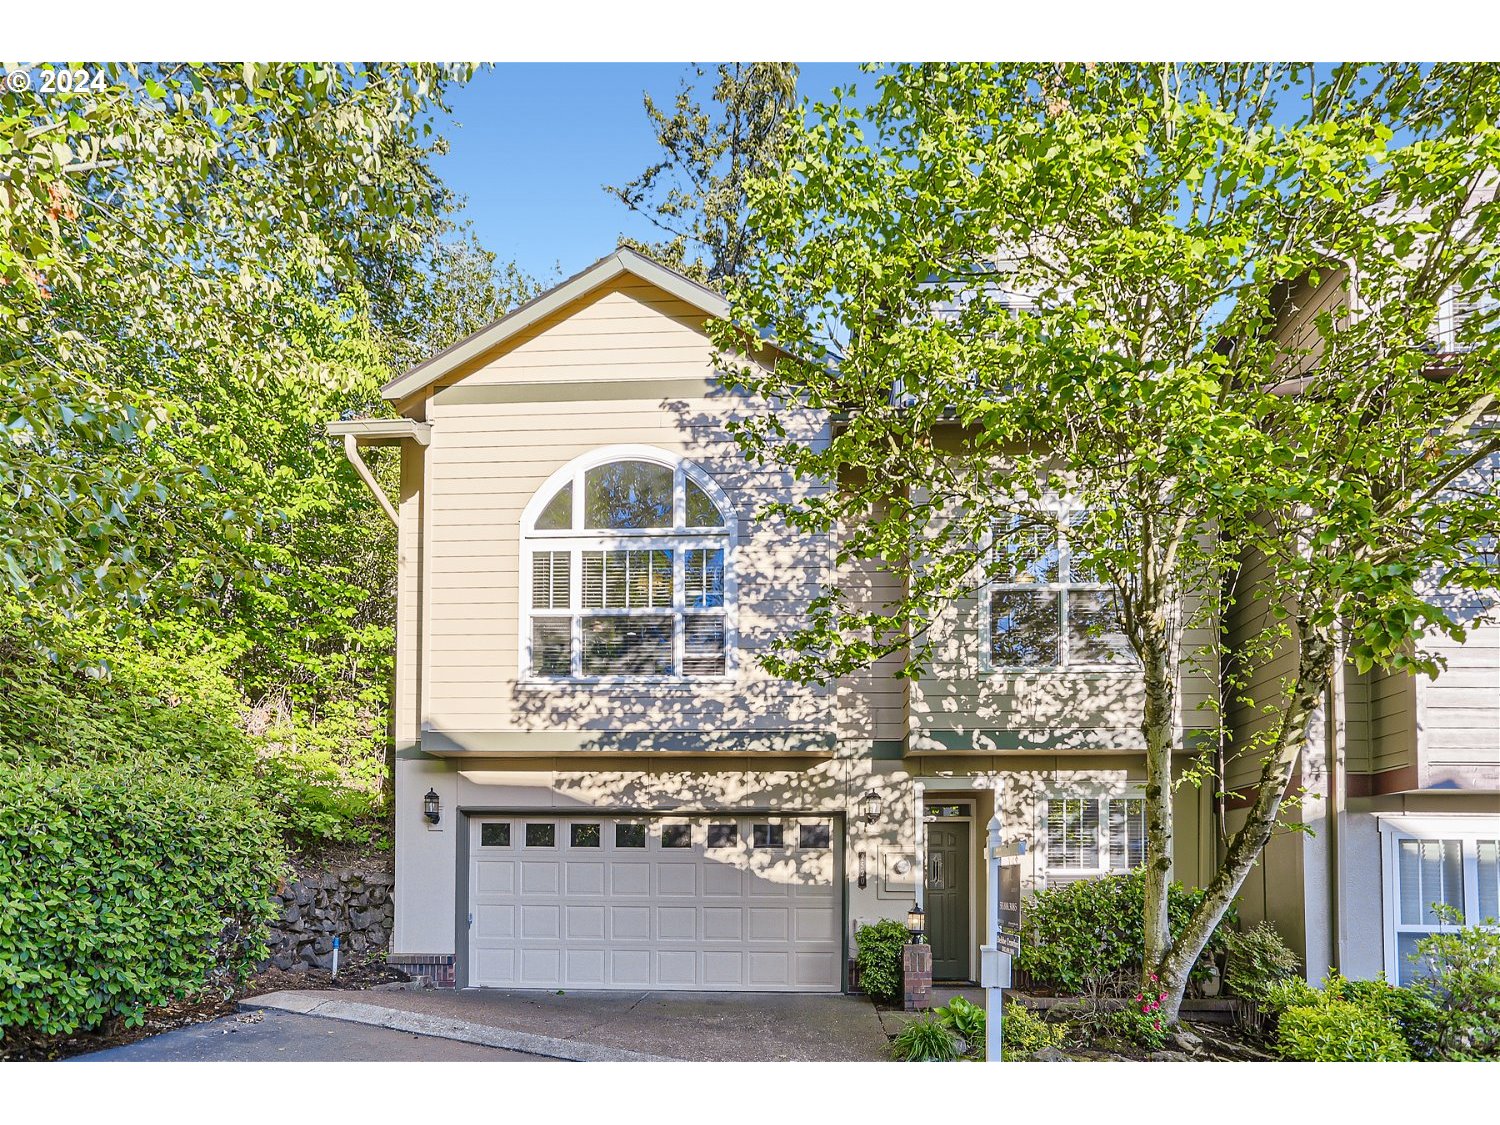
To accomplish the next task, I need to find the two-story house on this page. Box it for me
[330,247,1498,993]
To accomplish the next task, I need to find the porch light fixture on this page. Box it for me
[906,902,925,944]
[863,790,882,824]
[422,788,441,825]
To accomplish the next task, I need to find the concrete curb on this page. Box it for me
[239,991,672,1062]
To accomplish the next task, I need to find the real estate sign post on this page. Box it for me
[982,813,1025,1061]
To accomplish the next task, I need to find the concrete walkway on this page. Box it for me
[243,987,892,1062]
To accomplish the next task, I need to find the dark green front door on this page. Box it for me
[926,821,970,981]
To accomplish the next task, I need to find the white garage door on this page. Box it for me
[468,814,842,991]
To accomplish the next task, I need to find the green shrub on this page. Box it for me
[935,996,986,1057]
[890,1015,962,1061]
[999,1002,1067,1060]
[1263,972,1445,1058]
[0,762,287,1043]
[1107,1006,1170,1051]
[1275,999,1411,1061]
[1263,975,1321,1015]
[1016,869,1237,993]
[1406,915,1500,1060]
[1222,921,1300,1003]
[855,919,910,1004]
[258,749,384,846]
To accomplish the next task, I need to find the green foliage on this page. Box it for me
[0,761,286,1042]
[998,1002,1067,1061]
[1015,871,1236,993]
[1107,1006,1171,1052]
[1265,971,1449,1061]
[607,63,799,284]
[854,919,910,1004]
[1222,921,1301,1003]
[935,996,986,1057]
[890,1015,962,1062]
[1263,976,1322,1015]
[1,62,469,628]
[1406,913,1500,1060]
[1275,1000,1411,1062]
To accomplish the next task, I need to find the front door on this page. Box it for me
[925,820,970,981]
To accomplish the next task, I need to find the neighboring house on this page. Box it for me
[1226,271,1500,985]
[329,247,1498,993]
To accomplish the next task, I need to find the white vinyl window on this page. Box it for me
[1042,794,1145,880]
[521,448,734,682]
[982,507,1136,670]
[1383,828,1500,986]
[1432,277,1499,354]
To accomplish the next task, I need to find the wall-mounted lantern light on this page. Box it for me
[906,902,925,944]
[423,788,441,825]
[863,790,882,824]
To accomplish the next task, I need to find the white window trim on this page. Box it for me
[517,445,737,685]
[1038,783,1148,885]
[1377,816,1500,984]
[979,502,1138,674]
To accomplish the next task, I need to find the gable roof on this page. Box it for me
[381,245,729,404]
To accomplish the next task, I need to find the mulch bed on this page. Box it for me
[0,951,410,1062]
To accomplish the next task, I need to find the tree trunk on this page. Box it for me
[1140,629,1177,986]
[1153,618,1334,1024]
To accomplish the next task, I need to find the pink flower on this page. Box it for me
[1150,973,1158,981]
[1158,992,1167,1002]
[1134,993,1143,1001]
[1153,1020,1162,1031]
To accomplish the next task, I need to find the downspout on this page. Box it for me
[343,433,399,525]
[1326,653,1348,974]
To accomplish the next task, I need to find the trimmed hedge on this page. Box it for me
[0,762,286,1042]
[1016,869,1236,993]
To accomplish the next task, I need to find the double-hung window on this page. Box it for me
[1382,824,1500,985]
[1042,793,1146,882]
[522,452,733,681]
[983,508,1136,670]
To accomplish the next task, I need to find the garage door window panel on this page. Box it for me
[525,823,556,848]
[571,823,601,848]
[522,452,733,682]
[615,823,647,849]
[753,823,785,848]
[481,823,512,848]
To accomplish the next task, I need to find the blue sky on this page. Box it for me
[432,63,868,281]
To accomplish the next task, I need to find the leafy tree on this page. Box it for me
[607,63,799,285]
[0,62,552,844]
[383,227,548,373]
[1,62,468,632]
[713,62,1500,1022]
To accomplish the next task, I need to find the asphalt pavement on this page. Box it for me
[72,1008,556,1062]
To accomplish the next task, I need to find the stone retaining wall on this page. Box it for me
[263,867,394,971]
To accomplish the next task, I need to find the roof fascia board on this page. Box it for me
[380,248,729,404]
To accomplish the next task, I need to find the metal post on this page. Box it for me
[981,812,1005,1062]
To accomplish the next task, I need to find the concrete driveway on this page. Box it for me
[73,1008,551,1062]
[241,987,892,1062]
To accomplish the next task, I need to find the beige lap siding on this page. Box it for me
[421,395,831,736]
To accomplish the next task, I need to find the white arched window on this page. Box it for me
[520,447,734,681]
